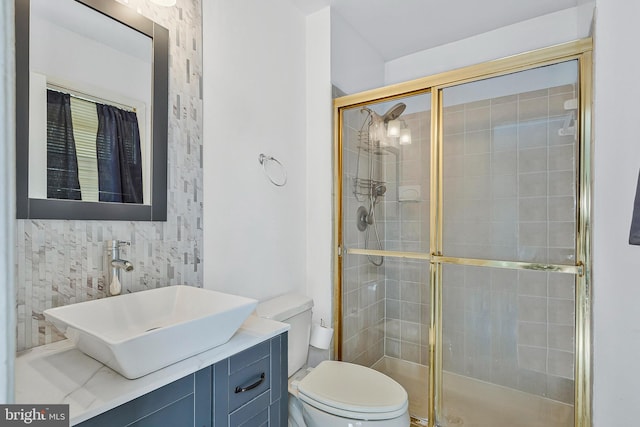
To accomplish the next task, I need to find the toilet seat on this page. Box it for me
[297,361,408,421]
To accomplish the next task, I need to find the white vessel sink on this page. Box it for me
[44,286,258,379]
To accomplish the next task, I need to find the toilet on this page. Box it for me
[257,294,410,427]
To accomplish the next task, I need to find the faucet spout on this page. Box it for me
[111,259,134,272]
[108,240,134,296]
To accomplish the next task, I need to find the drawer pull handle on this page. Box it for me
[235,372,266,394]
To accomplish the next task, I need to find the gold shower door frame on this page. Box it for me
[333,38,593,427]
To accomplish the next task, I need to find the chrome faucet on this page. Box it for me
[108,240,133,295]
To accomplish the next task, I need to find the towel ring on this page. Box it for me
[258,154,287,187]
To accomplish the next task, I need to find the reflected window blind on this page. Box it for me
[69,97,99,202]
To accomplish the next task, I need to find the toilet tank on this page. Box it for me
[256,294,313,377]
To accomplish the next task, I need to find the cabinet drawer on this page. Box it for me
[229,390,270,427]
[228,356,270,412]
[128,395,193,427]
[77,374,194,427]
[229,340,270,374]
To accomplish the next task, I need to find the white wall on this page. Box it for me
[305,8,333,329]
[330,9,384,94]
[0,0,15,403]
[385,6,592,85]
[592,1,640,425]
[203,0,308,301]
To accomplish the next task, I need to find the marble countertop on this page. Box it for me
[15,315,289,425]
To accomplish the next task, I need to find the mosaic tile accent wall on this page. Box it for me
[15,0,203,351]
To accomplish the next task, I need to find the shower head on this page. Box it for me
[382,103,406,122]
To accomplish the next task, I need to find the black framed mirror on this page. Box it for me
[15,0,168,221]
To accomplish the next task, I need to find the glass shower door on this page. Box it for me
[438,60,580,427]
[340,92,432,422]
[336,41,592,427]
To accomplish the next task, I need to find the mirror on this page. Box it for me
[15,0,169,220]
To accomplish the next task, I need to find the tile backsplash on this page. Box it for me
[16,0,203,351]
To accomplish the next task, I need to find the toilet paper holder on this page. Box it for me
[310,319,334,350]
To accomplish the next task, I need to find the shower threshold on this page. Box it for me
[371,356,573,427]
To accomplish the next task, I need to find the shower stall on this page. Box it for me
[334,40,592,427]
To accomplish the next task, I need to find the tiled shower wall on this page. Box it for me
[342,110,386,367]
[383,110,431,366]
[342,82,576,404]
[341,107,432,368]
[16,0,203,351]
[441,83,577,404]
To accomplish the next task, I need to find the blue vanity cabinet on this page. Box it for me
[214,333,288,426]
[75,368,210,427]
[75,333,287,427]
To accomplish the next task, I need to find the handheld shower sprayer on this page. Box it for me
[373,183,387,199]
[366,184,387,224]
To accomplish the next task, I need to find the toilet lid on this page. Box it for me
[297,361,408,420]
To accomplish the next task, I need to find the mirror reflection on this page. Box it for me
[16,0,169,220]
[30,0,152,204]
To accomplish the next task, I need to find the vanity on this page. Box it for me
[15,316,289,426]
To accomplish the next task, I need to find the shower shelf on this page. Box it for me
[357,130,391,155]
[358,144,392,155]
